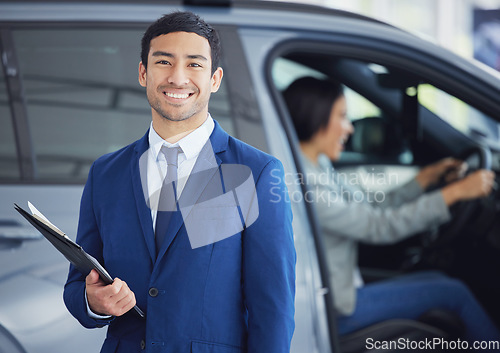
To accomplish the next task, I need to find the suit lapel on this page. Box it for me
[131,131,156,264]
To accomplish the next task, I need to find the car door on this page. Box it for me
[261,19,500,350]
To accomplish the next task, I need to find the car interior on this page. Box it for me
[271,52,500,352]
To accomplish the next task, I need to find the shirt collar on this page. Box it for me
[149,114,215,162]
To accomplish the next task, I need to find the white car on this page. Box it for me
[1,1,499,352]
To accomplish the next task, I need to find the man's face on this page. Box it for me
[138,31,222,124]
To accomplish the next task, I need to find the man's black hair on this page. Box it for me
[141,11,221,74]
[284,76,344,142]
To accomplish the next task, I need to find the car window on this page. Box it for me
[419,83,499,144]
[419,84,469,134]
[344,87,381,122]
[272,57,326,89]
[0,68,19,180]
[273,57,405,164]
[273,57,380,123]
[12,28,233,182]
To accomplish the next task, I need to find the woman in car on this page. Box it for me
[283,76,499,345]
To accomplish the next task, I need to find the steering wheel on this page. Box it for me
[432,145,492,246]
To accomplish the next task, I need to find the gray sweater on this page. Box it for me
[302,154,451,315]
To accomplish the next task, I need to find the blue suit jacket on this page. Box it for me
[64,121,296,353]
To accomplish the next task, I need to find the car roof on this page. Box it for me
[0,0,397,30]
[0,0,392,24]
[0,0,442,57]
[1,0,499,95]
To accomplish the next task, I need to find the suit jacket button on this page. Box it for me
[140,339,146,350]
[149,287,159,297]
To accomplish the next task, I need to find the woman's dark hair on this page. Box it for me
[283,76,344,142]
[141,11,221,74]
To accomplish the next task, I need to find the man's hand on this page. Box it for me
[416,158,467,189]
[441,169,495,206]
[86,269,137,317]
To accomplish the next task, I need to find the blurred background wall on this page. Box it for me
[273,0,500,72]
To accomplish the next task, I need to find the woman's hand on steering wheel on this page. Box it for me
[431,145,494,246]
[441,169,495,206]
[416,158,466,190]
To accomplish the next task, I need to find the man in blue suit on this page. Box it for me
[64,11,296,353]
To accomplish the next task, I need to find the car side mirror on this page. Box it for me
[349,117,387,154]
[347,117,407,162]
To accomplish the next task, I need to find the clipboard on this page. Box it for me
[14,202,145,319]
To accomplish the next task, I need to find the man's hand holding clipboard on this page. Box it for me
[14,202,145,319]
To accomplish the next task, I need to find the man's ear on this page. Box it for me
[210,67,223,93]
[138,61,147,87]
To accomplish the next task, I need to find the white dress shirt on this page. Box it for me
[87,114,215,319]
[147,115,215,230]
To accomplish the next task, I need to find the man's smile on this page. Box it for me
[163,90,194,100]
[164,92,190,99]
